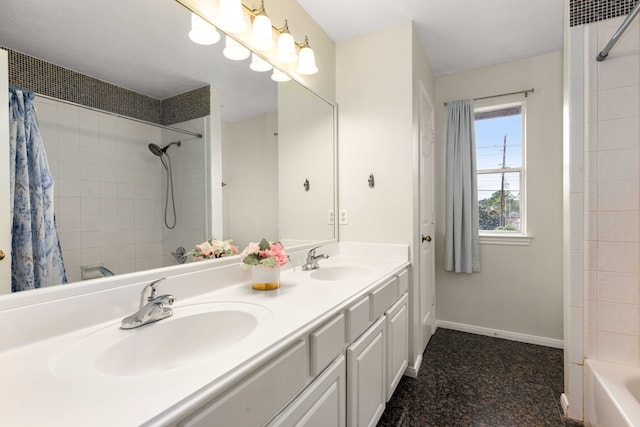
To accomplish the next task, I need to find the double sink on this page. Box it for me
[50,264,370,379]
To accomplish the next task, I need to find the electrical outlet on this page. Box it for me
[339,209,349,225]
[328,209,335,225]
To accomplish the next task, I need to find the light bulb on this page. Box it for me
[271,68,291,82]
[276,31,297,64]
[250,53,273,72]
[189,13,221,45]
[218,0,246,34]
[223,36,250,61]
[297,45,318,75]
[250,14,274,51]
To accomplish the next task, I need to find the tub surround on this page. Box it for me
[0,242,409,426]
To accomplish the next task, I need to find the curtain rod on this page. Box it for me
[443,88,535,107]
[597,1,640,61]
[34,92,203,138]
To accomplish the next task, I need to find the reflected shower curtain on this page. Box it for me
[444,100,480,273]
[9,86,67,292]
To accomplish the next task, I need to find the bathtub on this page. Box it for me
[584,359,640,426]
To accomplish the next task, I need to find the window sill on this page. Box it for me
[479,234,533,246]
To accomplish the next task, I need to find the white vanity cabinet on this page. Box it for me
[346,315,386,427]
[178,339,311,427]
[268,355,346,427]
[385,292,408,400]
[177,268,410,427]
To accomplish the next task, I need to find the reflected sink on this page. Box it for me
[309,266,370,282]
[50,302,272,378]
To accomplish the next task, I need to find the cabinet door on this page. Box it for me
[268,355,346,427]
[385,293,408,401]
[179,340,309,427]
[346,316,386,427]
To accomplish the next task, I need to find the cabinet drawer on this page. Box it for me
[268,355,346,427]
[397,269,409,295]
[369,277,399,321]
[310,314,345,376]
[345,296,371,342]
[179,339,309,427]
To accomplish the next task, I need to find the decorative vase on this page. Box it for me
[251,264,281,290]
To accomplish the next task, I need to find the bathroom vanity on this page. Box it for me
[0,242,409,427]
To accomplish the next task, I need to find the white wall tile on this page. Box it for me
[598,148,639,180]
[598,117,639,150]
[598,179,639,211]
[598,271,639,303]
[597,54,639,90]
[598,211,639,242]
[570,307,584,364]
[598,241,639,273]
[598,332,639,365]
[598,86,639,121]
[598,301,638,334]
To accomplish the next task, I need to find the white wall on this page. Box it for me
[434,52,564,345]
[0,50,10,292]
[221,113,279,249]
[337,21,436,372]
[336,22,415,246]
[565,13,640,420]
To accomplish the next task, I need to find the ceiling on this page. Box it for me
[297,0,564,76]
[0,0,564,112]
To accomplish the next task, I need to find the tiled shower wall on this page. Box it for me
[566,3,640,420]
[36,97,208,283]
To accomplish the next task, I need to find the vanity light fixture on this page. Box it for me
[271,68,291,82]
[250,53,273,72]
[187,1,320,75]
[249,0,274,51]
[218,0,246,33]
[188,13,221,45]
[223,35,251,60]
[276,20,298,64]
[296,36,318,75]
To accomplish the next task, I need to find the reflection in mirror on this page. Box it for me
[0,0,335,295]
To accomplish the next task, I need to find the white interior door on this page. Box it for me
[0,49,11,292]
[418,83,435,347]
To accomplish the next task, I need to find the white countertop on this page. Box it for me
[0,244,409,427]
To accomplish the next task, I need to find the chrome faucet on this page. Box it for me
[301,246,329,271]
[120,278,175,329]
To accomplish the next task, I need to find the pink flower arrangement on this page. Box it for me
[187,238,238,260]
[240,238,289,268]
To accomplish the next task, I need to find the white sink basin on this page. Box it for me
[309,266,370,282]
[50,302,273,378]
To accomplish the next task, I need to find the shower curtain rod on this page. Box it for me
[597,1,640,61]
[34,92,203,138]
[443,88,534,107]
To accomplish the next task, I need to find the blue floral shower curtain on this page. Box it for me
[9,86,67,292]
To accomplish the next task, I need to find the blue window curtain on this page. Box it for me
[444,100,480,273]
[9,86,67,292]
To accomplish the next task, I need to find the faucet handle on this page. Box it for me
[307,245,322,258]
[140,278,166,308]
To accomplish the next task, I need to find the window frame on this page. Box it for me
[474,99,530,244]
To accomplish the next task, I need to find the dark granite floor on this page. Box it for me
[377,328,583,427]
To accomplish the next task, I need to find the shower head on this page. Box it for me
[148,141,181,157]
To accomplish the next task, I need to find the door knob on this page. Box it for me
[422,235,432,243]
[0,249,4,260]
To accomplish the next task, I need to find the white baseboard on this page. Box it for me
[436,320,564,349]
[404,354,423,378]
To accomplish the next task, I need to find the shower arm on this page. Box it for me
[597,2,640,61]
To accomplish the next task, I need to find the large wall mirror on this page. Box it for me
[0,0,336,296]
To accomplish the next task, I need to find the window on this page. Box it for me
[475,103,525,235]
